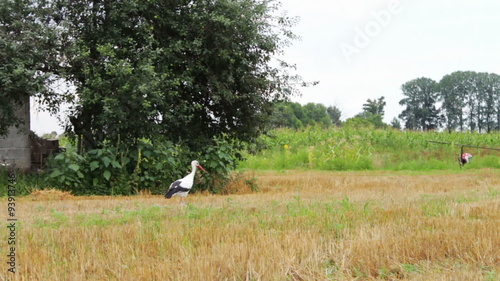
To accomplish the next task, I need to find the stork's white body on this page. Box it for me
[167,171,195,198]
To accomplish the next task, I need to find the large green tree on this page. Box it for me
[439,71,468,132]
[399,77,441,131]
[472,72,500,133]
[54,0,298,152]
[439,71,500,133]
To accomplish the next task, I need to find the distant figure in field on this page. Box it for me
[459,153,473,166]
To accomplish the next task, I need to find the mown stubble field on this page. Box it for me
[2,169,500,280]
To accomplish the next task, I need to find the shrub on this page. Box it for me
[196,135,245,194]
[45,140,187,195]
[44,136,246,196]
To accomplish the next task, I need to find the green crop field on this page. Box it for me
[240,127,500,171]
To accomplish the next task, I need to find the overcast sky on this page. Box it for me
[31,0,500,135]
[281,0,500,121]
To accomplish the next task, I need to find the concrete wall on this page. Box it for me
[0,97,31,171]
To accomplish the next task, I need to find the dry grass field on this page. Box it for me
[2,169,500,280]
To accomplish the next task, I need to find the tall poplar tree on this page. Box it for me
[399,77,440,131]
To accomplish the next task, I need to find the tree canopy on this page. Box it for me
[439,71,500,133]
[51,0,299,152]
[1,0,300,146]
[399,71,500,132]
[270,102,338,129]
[399,77,441,131]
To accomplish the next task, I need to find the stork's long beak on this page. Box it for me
[197,165,207,172]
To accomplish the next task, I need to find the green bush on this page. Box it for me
[196,135,244,194]
[45,140,187,195]
[126,140,188,195]
[46,145,129,195]
[44,136,245,196]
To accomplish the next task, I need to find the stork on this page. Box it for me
[164,160,206,205]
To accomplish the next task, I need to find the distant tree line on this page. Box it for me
[270,97,390,129]
[270,102,339,128]
[272,71,500,133]
[399,71,500,132]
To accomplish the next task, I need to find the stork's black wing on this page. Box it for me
[165,180,190,199]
